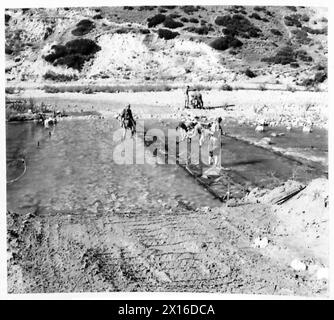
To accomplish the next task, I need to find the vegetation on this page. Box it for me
[284,14,302,27]
[209,36,243,51]
[220,84,233,91]
[71,19,95,36]
[249,13,262,20]
[157,29,179,40]
[43,70,78,82]
[215,14,262,38]
[262,46,296,65]
[302,26,327,35]
[291,28,311,44]
[163,17,184,29]
[43,39,101,71]
[270,29,282,36]
[245,68,257,78]
[147,14,166,28]
[43,83,174,94]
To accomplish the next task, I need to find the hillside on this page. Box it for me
[5,5,328,90]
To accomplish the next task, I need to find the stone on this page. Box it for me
[290,258,306,271]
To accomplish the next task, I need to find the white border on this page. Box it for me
[0,0,333,300]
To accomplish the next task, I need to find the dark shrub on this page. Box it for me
[147,14,166,28]
[44,44,68,63]
[180,17,189,23]
[5,45,13,55]
[189,17,199,23]
[181,6,199,15]
[158,29,179,40]
[314,71,327,83]
[168,13,181,19]
[123,6,134,10]
[5,14,11,23]
[209,36,243,51]
[161,6,177,9]
[284,14,302,27]
[290,62,300,68]
[302,26,327,35]
[270,28,282,36]
[72,19,95,36]
[66,39,100,56]
[216,14,262,38]
[138,6,156,11]
[43,26,53,40]
[159,8,167,13]
[139,29,150,34]
[249,12,262,20]
[286,6,297,12]
[221,84,233,91]
[54,54,90,70]
[187,26,213,35]
[44,39,101,71]
[163,17,184,29]
[301,14,310,22]
[200,19,207,25]
[254,6,266,12]
[262,46,296,65]
[245,68,257,78]
[296,50,313,62]
[43,71,78,82]
[93,14,103,20]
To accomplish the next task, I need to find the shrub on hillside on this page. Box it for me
[43,70,78,82]
[286,6,297,12]
[157,29,179,40]
[245,68,257,78]
[123,6,134,10]
[185,25,214,35]
[180,17,189,23]
[147,14,166,28]
[261,46,296,65]
[5,14,11,23]
[270,28,282,36]
[253,6,266,12]
[302,26,327,35]
[220,84,233,91]
[138,6,156,11]
[5,45,13,55]
[139,28,150,34]
[215,14,262,38]
[284,14,302,27]
[168,13,181,19]
[163,17,184,29]
[249,12,262,20]
[189,17,199,23]
[72,19,95,36]
[181,6,199,15]
[301,14,310,22]
[93,14,103,20]
[296,50,313,62]
[209,36,243,51]
[43,39,101,71]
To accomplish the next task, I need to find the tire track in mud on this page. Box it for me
[7,204,325,295]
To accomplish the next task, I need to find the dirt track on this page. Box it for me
[7,195,327,295]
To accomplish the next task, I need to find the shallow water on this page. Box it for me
[6,119,222,215]
[6,118,327,214]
